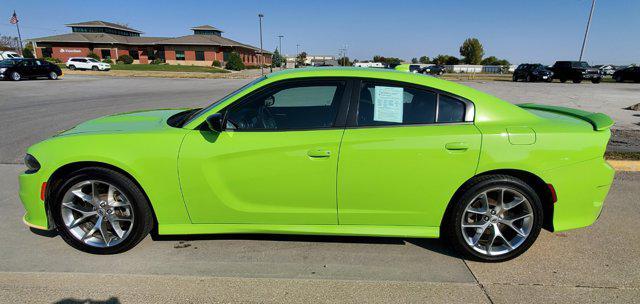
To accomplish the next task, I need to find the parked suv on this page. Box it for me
[421,65,446,75]
[613,66,640,83]
[551,61,601,83]
[66,57,111,71]
[512,64,553,82]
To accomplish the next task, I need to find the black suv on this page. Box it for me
[551,61,602,83]
[613,66,640,83]
[0,58,62,81]
[512,64,553,82]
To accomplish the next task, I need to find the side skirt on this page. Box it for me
[158,224,440,238]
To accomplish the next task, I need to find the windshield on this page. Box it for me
[88,59,99,62]
[182,76,267,126]
[573,62,590,68]
[0,60,18,67]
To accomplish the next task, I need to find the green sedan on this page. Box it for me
[19,68,615,261]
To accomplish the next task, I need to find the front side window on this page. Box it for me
[226,81,346,130]
[357,81,467,126]
[175,50,185,61]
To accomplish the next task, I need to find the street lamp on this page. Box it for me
[296,44,300,68]
[277,35,284,69]
[579,0,596,62]
[258,13,264,75]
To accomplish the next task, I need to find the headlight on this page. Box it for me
[0,68,6,73]
[24,154,41,173]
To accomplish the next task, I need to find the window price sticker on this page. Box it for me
[373,86,403,123]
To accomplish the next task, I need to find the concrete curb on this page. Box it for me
[607,160,640,172]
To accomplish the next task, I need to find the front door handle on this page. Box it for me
[307,148,331,158]
[445,142,469,151]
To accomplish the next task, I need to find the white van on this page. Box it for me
[0,51,21,61]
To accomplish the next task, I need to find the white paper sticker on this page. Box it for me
[373,86,404,123]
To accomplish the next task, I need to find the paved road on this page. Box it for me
[1,164,638,303]
[1,75,639,163]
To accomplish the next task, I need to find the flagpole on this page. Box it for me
[13,10,23,55]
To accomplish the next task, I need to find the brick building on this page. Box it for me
[29,21,271,66]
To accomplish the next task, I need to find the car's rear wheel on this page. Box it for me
[444,175,543,262]
[573,79,582,83]
[512,75,517,82]
[10,71,21,81]
[48,72,58,80]
[68,65,76,70]
[525,75,532,82]
[591,78,601,84]
[614,75,623,83]
[52,167,153,254]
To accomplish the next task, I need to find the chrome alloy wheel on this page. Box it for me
[461,187,534,256]
[60,180,134,248]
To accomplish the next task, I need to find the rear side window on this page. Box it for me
[357,82,467,126]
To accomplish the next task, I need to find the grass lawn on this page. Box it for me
[110,64,229,73]
[59,63,229,74]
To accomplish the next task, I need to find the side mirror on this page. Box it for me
[205,113,224,132]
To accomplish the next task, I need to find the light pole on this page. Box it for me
[258,13,264,75]
[579,0,596,62]
[277,35,284,69]
[296,44,300,68]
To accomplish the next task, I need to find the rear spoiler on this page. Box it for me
[518,103,614,131]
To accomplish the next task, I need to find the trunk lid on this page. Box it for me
[518,103,613,131]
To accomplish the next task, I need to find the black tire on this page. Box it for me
[525,75,532,82]
[48,71,59,80]
[546,77,553,82]
[92,66,99,71]
[10,71,21,81]
[591,78,601,84]
[51,167,153,254]
[68,65,76,70]
[512,75,517,82]
[572,79,582,83]
[614,75,623,83]
[559,78,567,83]
[442,175,543,262]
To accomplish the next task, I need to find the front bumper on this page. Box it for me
[19,169,50,230]
[542,157,615,232]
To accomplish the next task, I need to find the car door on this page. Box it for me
[34,60,48,76]
[178,78,351,224]
[337,79,481,227]
[18,60,36,77]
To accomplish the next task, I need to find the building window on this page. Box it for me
[42,47,53,58]
[101,49,111,59]
[195,51,205,61]
[176,50,185,61]
[129,49,139,60]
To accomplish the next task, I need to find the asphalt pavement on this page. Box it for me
[1,75,640,163]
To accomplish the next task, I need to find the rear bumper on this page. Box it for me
[541,157,615,232]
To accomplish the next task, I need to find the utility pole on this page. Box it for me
[579,0,596,62]
[277,35,283,69]
[258,13,264,75]
[296,44,300,68]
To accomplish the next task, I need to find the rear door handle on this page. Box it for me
[445,142,469,151]
[307,148,331,158]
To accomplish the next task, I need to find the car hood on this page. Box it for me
[59,108,187,136]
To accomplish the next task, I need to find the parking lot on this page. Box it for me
[1,75,640,303]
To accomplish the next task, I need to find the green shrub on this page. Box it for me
[212,60,221,67]
[150,58,165,65]
[224,52,245,71]
[102,59,113,64]
[87,52,100,60]
[117,54,134,64]
[22,48,35,58]
[40,57,61,63]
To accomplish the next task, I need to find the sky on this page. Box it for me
[0,0,638,65]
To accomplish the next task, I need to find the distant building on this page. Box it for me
[284,54,335,66]
[29,20,271,66]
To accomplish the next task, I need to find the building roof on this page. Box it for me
[156,35,271,54]
[190,25,223,32]
[65,21,143,34]
[29,33,168,45]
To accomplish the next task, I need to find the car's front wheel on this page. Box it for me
[52,167,153,254]
[92,66,99,71]
[48,71,58,80]
[444,175,543,262]
[10,71,21,81]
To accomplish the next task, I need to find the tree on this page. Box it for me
[419,56,430,64]
[87,52,100,60]
[225,52,245,71]
[0,36,20,52]
[459,38,484,64]
[445,56,460,65]
[337,56,353,66]
[372,55,402,66]
[296,51,307,67]
[22,43,35,58]
[432,54,455,65]
[481,56,510,66]
[411,57,418,64]
[271,48,283,67]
